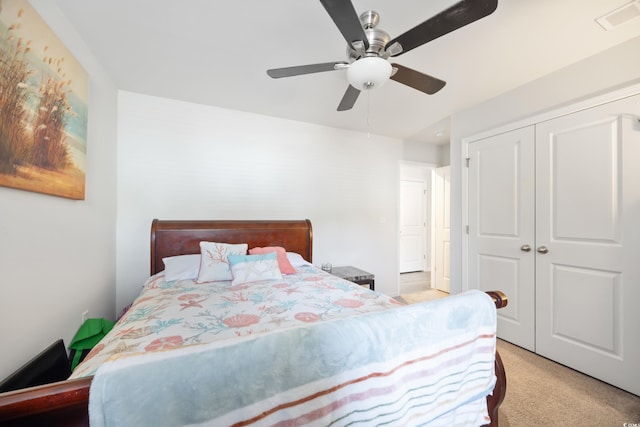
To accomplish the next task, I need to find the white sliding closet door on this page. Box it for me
[535,94,640,396]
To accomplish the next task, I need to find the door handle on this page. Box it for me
[537,246,549,254]
[521,244,532,252]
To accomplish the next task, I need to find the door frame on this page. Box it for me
[398,161,438,287]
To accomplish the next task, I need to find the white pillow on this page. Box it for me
[163,254,201,281]
[228,252,282,285]
[286,252,312,267]
[196,242,248,283]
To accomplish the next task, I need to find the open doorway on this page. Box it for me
[398,162,450,296]
[399,162,432,294]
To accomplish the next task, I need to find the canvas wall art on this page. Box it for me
[0,0,88,200]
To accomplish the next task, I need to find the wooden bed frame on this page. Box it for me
[0,219,506,426]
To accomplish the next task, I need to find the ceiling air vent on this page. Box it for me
[596,0,640,31]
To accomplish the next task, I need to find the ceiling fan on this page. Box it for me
[267,0,498,111]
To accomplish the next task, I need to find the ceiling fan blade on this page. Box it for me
[319,0,369,51]
[390,64,446,95]
[267,62,348,78]
[386,0,498,57]
[337,85,361,111]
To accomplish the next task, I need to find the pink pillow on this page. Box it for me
[249,246,296,274]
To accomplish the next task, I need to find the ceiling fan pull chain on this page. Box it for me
[367,90,371,139]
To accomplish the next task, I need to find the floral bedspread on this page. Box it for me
[89,289,497,427]
[71,265,402,378]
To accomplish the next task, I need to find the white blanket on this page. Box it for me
[89,290,497,426]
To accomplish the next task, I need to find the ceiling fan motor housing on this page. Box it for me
[346,11,391,61]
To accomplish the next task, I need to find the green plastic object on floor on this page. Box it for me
[69,318,114,371]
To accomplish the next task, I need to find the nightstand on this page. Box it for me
[330,266,375,291]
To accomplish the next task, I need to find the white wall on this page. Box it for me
[402,139,442,164]
[448,36,640,294]
[439,144,450,167]
[116,91,404,311]
[0,1,117,380]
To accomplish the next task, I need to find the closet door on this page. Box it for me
[468,127,536,350]
[535,94,640,395]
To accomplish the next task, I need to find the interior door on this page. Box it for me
[434,166,451,293]
[535,94,640,395]
[399,179,426,273]
[467,128,536,350]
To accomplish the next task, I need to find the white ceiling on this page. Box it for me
[55,0,640,144]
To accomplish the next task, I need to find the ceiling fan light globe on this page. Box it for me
[347,57,392,90]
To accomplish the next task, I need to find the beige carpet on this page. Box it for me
[398,290,640,426]
[497,339,640,426]
[394,289,448,305]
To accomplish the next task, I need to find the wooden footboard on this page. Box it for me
[0,377,91,426]
[484,290,508,427]
[0,290,509,426]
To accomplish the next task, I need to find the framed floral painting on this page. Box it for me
[0,0,88,200]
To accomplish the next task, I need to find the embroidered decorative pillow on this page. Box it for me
[196,242,248,283]
[163,254,201,282]
[249,246,296,274]
[228,252,282,285]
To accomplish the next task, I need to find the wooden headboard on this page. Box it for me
[150,219,313,275]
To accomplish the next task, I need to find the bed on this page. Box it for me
[0,219,507,426]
